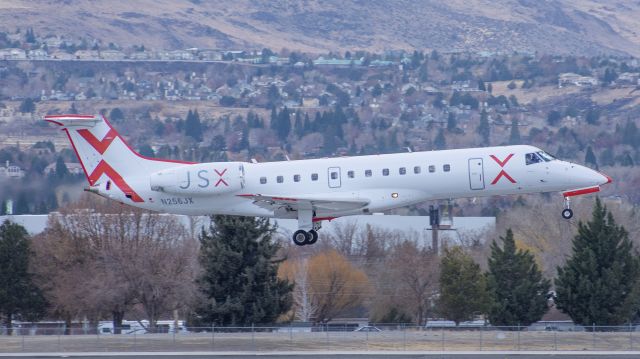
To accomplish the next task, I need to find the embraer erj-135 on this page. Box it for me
[45,114,612,246]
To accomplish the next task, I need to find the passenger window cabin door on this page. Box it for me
[468,158,485,190]
[328,167,341,188]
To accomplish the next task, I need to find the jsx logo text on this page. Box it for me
[179,168,229,190]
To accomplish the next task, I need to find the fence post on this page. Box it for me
[403,325,406,351]
[251,323,255,352]
[592,323,595,350]
[479,326,483,351]
[630,323,633,350]
[517,324,520,351]
[325,325,329,350]
[211,324,215,348]
[441,327,445,351]
[21,332,25,352]
[366,328,369,351]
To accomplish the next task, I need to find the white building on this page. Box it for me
[0,161,25,179]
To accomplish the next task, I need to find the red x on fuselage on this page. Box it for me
[490,154,516,185]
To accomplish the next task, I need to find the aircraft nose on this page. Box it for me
[597,171,613,186]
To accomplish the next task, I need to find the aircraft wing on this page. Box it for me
[237,194,369,213]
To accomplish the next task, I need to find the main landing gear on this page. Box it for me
[292,229,318,246]
[292,208,321,246]
[562,197,573,219]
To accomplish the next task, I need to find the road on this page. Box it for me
[2,351,640,358]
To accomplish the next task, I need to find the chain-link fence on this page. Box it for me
[1,325,640,352]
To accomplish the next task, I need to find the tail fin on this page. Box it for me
[45,114,193,203]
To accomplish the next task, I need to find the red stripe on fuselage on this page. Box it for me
[563,186,600,198]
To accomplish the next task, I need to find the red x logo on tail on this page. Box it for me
[490,154,516,184]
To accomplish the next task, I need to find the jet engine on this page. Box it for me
[150,162,244,195]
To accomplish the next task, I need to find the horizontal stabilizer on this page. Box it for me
[44,114,101,129]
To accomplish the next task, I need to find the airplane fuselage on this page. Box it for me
[119,145,607,218]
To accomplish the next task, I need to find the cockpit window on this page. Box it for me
[526,152,543,165]
[537,151,555,162]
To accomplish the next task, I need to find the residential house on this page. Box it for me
[43,162,84,176]
[74,50,99,59]
[100,50,126,60]
[0,161,25,179]
[0,48,27,60]
[199,49,222,61]
[617,72,640,85]
[302,97,320,108]
[558,73,598,88]
[28,49,48,60]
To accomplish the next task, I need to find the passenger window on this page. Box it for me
[347,170,355,178]
[526,152,543,165]
[311,173,318,181]
[260,177,267,184]
[414,166,421,174]
[428,165,435,173]
[330,171,338,180]
[277,175,284,183]
[365,170,372,177]
[293,174,300,182]
[399,167,406,175]
[443,164,451,172]
[382,168,389,176]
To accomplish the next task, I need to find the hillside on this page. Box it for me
[1,0,640,56]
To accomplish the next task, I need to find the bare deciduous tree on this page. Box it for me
[32,194,198,333]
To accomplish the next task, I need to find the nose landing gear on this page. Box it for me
[562,197,573,219]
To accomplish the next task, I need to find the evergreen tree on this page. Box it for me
[477,109,490,145]
[509,120,521,145]
[138,144,155,158]
[274,107,291,141]
[184,109,203,142]
[0,220,47,334]
[294,110,304,138]
[585,146,598,169]
[24,28,36,43]
[547,110,562,126]
[478,79,486,91]
[585,108,600,125]
[19,98,36,114]
[486,229,550,326]
[622,121,639,148]
[439,246,488,325]
[109,107,125,122]
[54,156,69,180]
[194,215,293,326]
[434,129,447,150]
[447,112,457,132]
[555,199,640,326]
[14,192,30,215]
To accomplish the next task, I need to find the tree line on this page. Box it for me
[1,197,639,333]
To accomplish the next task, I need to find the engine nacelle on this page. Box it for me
[150,162,244,195]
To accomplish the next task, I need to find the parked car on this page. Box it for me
[354,326,381,332]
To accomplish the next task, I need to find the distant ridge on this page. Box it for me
[1,0,639,56]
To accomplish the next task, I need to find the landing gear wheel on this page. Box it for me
[562,208,573,219]
[293,230,310,246]
[307,230,318,245]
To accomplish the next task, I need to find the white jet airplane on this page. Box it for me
[46,114,612,246]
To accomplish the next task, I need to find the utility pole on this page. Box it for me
[429,205,439,255]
